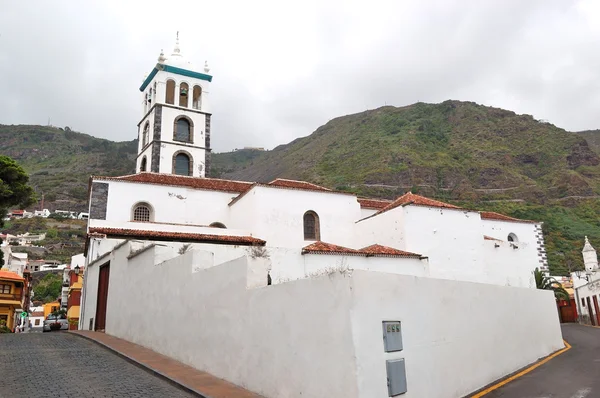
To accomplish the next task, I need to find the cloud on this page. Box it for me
[1,0,599,152]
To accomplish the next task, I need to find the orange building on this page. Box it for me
[0,270,26,331]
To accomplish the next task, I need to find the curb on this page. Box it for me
[466,339,571,397]
[69,332,211,398]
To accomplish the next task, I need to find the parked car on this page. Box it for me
[43,314,68,332]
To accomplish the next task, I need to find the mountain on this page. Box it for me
[0,125,137,212]
[577,130,600,155]
[213,101,600,202]
[2,100,600,275]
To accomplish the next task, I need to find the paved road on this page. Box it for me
[486,324,600,398]
[0,332,195,398]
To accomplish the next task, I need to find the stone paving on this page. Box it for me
[0,332,196,398]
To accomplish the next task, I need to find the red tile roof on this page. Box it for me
[302,241,425,259]
[376,192,461,215]
[268,178,332,192]
[11,210,24,215]
[357,198,393,210]
[0,270,24,281]
[360,244,424,258]
[480,211,537,224]
[302,241,360,255]
[93,173,252,193]
[87,227,265,246]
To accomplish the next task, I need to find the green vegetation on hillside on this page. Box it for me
[33,273,63,304]
[3,218,86,264]
[0,125,137,212]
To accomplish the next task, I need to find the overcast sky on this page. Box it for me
[1,0,600,152]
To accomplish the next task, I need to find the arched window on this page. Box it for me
[132,203,152,222]
[179,82,189,107]
[140,157,147,172]
[209,222,227,229]
[303,211,320,241]
[142,122,149,146]
[507,233,518,242]
[173,152,192,176]
[166,79,175,104]
[192,85,202,109]
[174,117,192,142]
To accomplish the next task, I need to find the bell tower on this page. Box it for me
[136,33,213,177]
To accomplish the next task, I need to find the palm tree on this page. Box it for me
[534,268,570,300]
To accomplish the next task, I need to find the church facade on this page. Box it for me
[78,36,564,398]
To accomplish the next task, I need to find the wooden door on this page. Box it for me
[95,262,110,331]
[587,297,595,326]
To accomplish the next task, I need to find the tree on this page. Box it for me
[32,273,62,303]
[0,155,36,266]
[534,267,570,300]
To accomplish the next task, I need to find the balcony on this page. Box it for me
[0,293,23,306]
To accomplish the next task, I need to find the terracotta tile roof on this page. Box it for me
[87,227,265,246]
[484,235,503,241]
[302,241,360,255]
[480,211,537,224]
[0,270,24,281]
[302,241,425,259]
[93,173,252,193]
[267,178,332,192]
[357,198,393,210]
[360,244,424,258]
[372,192,460,217]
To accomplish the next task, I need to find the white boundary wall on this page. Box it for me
[81,243,564,398]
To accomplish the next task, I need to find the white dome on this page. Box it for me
[163,54,195,70]
[159,32,196,71]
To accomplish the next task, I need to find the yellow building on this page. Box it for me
[67,271,83,330]
[0,270,25,331]
[43,301,61,319]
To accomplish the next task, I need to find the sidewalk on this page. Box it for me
[70,330,262,398]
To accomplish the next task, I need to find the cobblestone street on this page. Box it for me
[0,333,196,398]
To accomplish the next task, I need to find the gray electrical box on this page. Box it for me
[386,358,407,396]
[382,321,403,352]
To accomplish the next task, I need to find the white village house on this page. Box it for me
[78,36,564,398]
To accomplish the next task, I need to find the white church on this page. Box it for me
[79,36,564,398]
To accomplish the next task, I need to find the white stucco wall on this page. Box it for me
[82,242,564,398]
[574,278,600,324]
[102,245,360,398]
[230,186,360,248]
[93,180,238,229]
[356,206,540,288]
[349,270,564,398]
[355,206,406,249]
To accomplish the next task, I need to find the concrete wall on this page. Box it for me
[101,244,360,398]
[349,270,564,398]
[82,242,564,398]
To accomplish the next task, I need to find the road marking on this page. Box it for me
[470,339,571,397]
[570,388,591,398]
